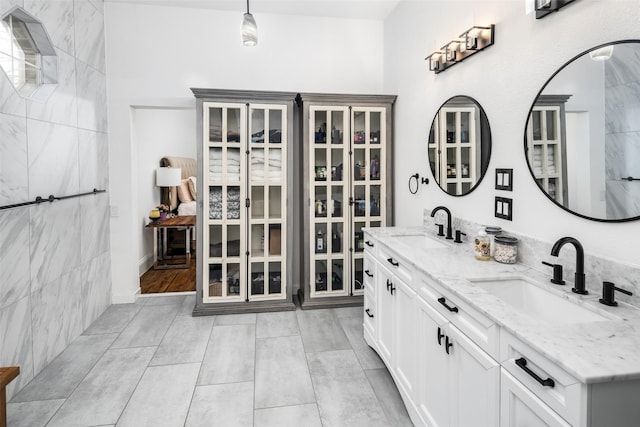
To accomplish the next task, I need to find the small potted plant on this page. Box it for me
[156,204,170,221]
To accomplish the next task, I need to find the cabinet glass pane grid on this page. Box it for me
[310,107,350,297]
[351,108,386,296]
[528,106,563,204]
[204,103,248,302]
[439,107,476,195]
[248,105,286,300]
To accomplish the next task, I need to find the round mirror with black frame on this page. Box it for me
[524,40,640,222]
[428,95,492,196]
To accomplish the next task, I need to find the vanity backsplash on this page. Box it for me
[423,208,640,308]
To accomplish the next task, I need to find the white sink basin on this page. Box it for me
[469,276,613,324]
[389,234,447,250]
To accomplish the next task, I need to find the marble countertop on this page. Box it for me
[365,226,640,384]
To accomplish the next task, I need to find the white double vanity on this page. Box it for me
[362,226,640,427]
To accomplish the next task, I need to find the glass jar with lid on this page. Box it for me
[485,226,502,257]
[494,235,518,264]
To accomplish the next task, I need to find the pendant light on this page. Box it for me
[241,0,258,46]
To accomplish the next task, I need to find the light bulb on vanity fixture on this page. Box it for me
[241,0,258,46]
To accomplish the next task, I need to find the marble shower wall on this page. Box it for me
[605,44,640,218]
[0,0,110,400]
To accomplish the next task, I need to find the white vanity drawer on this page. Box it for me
[418,271,499,359]
[377,243,413,286]
[363,231,378,257]
[500,330,585,427]
[363,252,376,293]
[363,289,376,342]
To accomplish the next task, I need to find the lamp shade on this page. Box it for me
[242,12,258,46]
[156,167,181,187]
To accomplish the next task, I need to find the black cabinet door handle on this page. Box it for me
[365,308,374,318]
[365,270,373,278]
[387,257,399,267]
[365,241,374,247]
[515,358,555,388]
[437,327,444,345]
[390,283,396,295]
[445,336,453,354]
[437,297,459,313]
[386,279,392,292]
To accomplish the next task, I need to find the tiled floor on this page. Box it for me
[8,294,413,426]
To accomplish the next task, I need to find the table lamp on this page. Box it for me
[156,167,181,210]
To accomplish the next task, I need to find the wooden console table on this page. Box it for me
[1,366,19,427]
[146,215,196,269]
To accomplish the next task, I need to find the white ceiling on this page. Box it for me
[104,0,402,20]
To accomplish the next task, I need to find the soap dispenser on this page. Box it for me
[474,229,491,261]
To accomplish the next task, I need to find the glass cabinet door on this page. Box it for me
[204,102,247,302]
[351,107,386,295]
[248,104,287,300]
[310,106,349,297]
[527,106,564,204]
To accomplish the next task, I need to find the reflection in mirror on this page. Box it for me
[525,41,640,222]
[428,96,492,196]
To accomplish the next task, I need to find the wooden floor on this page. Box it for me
[140,257,196,294]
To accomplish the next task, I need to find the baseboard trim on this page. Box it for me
[138,254,153,276]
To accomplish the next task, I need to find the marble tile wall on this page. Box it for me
[604,44,640,219]
[0,0,110,400]
[423,208,640,308]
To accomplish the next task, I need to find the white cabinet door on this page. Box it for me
[417,296,451,427]
[448,324,500,427]
[501,369,571,427]
[377,264,395,365]
[394,275,417,400]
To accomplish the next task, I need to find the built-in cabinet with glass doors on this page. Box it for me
[192,89,297,315]
[297,93,396,309]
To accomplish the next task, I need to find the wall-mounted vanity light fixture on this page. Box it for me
[425,25,495,74]
[533,0,576,19]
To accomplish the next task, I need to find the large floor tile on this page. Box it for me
[296,309,351,353]
[338,315,385,370]
[256,310,299,339]
[254,403,322,427]
[307,349,389,427]
[142,294,186,306]
[117,363,201,427]
[82,302,143,335]
[185,382,253,427]
[110,304,178,348]
[198,323,255,385]
[177,293,197,315]
[6,399,65,427]
[254,335,315,409]
[214,312,256,326]
[150,314,215,366]
[47,347,156,427]
[11,333,117,402]
[365,368,414,426]
[333,306,363,319]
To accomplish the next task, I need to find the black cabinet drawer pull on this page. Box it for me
[387,257,399,267]
[445,336,453,354]
[386,279,391,291]
[437,327,444,345]
[365,269,373,278]
[365,241,374,247]
[390,282,396,295]
[515,357,555,388]
[365,308,374,318]
[437,297,459,313]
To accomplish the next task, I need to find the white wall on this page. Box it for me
[105,2,385,301]
[133,107,196,274]
[384,0,640,268]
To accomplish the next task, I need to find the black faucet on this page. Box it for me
[430,206,453,240]
[550,236,587,295]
